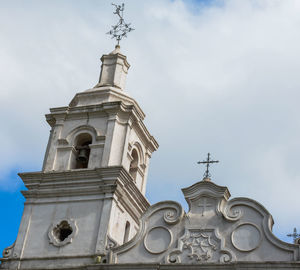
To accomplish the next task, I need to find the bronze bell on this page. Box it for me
[77,146,89,163]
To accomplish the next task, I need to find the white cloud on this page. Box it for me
[0,0,300,242]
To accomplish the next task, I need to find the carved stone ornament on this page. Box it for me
[231,223,262,252]
[48,219,77,247]
[166,228,234,263]
[106,235,118,251]
[144,226,172,254]
[2,241,15,258]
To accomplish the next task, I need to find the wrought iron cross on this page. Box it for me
[287,228,300,243]
[107,3,134,46]
[197,153,219,179]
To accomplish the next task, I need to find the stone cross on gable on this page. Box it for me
[198,197,213,216]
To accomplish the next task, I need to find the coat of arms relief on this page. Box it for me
[166,228,233,263]
[163,191,235,263]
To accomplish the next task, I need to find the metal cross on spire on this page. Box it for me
[287,228,300,243]
[197,153,219,180]
[107,3,134,46]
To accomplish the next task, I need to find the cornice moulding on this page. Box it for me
[182,180,231,201]
[45,101,158,151]
[70,87,145,119]
[2,262,300,270]
[18,167,149,210]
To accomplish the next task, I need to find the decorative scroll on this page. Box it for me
[223,202,243,222]
[164,208,183,225]
[2,241,15,258]
[106,235,118,251]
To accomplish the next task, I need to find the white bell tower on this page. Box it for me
[1,46,158,269]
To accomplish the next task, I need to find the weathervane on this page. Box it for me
[287,228,300,243]
[197,153,219,180]
[107,3,134,46]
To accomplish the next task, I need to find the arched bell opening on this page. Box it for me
[74,133,92,169]
[129,149,139,181]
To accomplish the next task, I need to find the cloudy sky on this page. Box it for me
[1,0,300,252]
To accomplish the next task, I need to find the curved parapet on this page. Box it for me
[110,201,184,263]
[110,180,300,264]
[223,196,299,261]
[2,242,15,259]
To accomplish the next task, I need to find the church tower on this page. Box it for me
[1,45,158,269]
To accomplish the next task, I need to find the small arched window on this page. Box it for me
[123,221,130,244]
[74,133,92,169]
[129,149,139,181]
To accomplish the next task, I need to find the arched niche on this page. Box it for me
[133,142,145,166]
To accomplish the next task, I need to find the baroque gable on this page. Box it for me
[110,180,300,264]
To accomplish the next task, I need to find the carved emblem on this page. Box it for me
[166,228,234,264]
[182,230,217,261]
